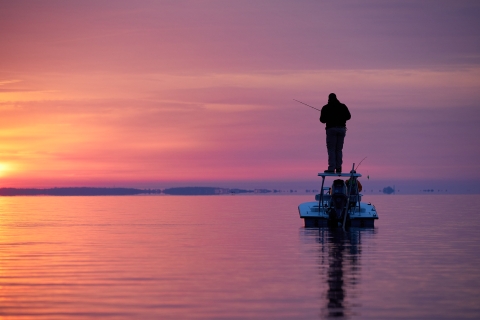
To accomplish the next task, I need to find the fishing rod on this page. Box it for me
[355,157,367,171]
[294,99,348,132]
[293,99,321,112]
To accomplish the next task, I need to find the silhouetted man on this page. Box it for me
[320,93,351,173]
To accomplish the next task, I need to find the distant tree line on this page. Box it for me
[161,187,274,195]
[0,187,160,196]
[162,187,231,195]
[382,186,395,194]
[0,186,277,196]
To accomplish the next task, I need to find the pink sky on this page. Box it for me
[0,0,479,188]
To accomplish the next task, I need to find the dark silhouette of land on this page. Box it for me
[163,187,248,195]
[382,186,395,194]
[0,186,280,196]
[0,187,158,196]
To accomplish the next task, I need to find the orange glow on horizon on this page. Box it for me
[1,1,479,187]
[1,68,479,187]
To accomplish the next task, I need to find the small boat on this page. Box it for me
[298,169,378,228]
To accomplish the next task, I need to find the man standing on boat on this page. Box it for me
[320,93,351,174]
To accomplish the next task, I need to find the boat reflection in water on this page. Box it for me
[301,227,377,318]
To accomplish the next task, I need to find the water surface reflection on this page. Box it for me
[302,228,377,319]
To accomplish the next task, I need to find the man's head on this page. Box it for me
[328,93,338,103]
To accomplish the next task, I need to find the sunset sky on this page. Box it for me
[1,0,479,189]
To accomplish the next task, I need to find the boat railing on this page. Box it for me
[316,170,363,218]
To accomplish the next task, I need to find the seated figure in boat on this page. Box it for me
[346,178,362,207]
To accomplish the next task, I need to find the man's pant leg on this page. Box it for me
[326,128,337,171]
[334,128,346,169]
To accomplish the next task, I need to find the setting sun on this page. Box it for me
[0,162,14,177]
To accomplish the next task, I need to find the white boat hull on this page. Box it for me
[298,200,378,228]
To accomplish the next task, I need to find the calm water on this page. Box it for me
[0,194,479,319]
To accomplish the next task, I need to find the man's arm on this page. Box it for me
[344,105,351,121]
[320,106,327,123]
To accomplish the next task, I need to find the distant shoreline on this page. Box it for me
[0,186,297,196]
[0,186,475,196]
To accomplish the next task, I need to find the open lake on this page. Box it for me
[0,194,479,319]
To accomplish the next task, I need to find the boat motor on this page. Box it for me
[329,179,348,220]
